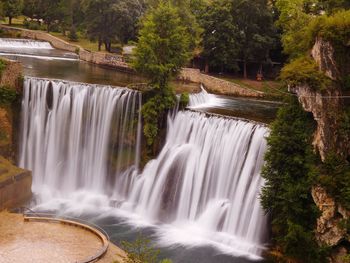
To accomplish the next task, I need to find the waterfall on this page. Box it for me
[19,77,142,196]
[188,85,216,108]
[0,38,54,49]
[117,111,269,258]
[19,77,268,260]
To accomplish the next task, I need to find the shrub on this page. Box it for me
[0,59,7,77]
[318,153,350,210]
[179,92,189,109]
[28,22,41,31]
[280,56,330,90]
[0,86,17,105]
[121,235,172,263]
[142,85,176,146]
[68,27,79,42]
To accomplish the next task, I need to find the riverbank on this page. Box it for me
[0,25,131,72]
[0,25,275,98]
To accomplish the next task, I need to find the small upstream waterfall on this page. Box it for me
[19,77,142,195]
[0,38,53,49]
[19,77,269,259]
[188,85,216,108]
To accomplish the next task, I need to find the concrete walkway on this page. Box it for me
[0,212,125,263]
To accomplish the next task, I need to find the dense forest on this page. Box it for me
[0,0,349,262]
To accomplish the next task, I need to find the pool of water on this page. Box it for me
[28,195,266,263]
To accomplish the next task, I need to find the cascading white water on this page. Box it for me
[0,38,54,49]
[19,77,142,197]
[188,85,216,108]
[19,77,269,260]
[116,111,269,259]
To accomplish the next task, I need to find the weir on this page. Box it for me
[0,38,54,49]
[19,77,269,260]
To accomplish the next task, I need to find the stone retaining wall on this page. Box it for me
[0,157,32,210]
[0,26,131,71]
[178,68,264,98]
[0,58,22,91]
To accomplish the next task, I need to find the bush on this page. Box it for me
[318,153,350,210]
[142,85,176,146]
[179,92,189,109]
[280,56,330,90]
[28,21,41,31]
[121,235,172,263]
[0,59,7,77]
[0,86,17,105]
[68,27,79,42]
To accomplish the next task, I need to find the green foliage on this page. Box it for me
[343,75,350,91]
[147,0,202,52]
[121,235,172,263]
[1,0,23,25]
[280,56,330,90]
[0,59,7,77]
[201,0,276,75]
[83,0,145,51]
[23,19,42,30]
[179,92,189,109]
[318,153,350,210]
[275,0,314,58]
[133,1,191,86]
[0,86,17,105]
[261,96,326,261]
[141,85,176,146]
[68,26,78,42]
[133,1,191,148]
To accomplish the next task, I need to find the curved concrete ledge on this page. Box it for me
[23,214,109,263]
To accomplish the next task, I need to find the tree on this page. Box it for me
[200,0,276,77]
[2,0,22,25]
[231,0,276,78]
[132,1,191,148]
[83,0,145,51]
[133,1,191,86]
[200,0,238,72]
[146,0,202,52]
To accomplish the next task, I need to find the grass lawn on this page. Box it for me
[50,32,101,52]
[1,16,115,53]
[211,73,287,100]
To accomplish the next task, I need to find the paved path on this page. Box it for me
[0,212,125,263]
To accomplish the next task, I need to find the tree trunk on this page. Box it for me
[8,17,12,26]
[205,61,209,73]
[98,38,102,51]
[243,60,247,79]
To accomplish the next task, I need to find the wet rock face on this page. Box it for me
[312,186,348,247]
[291,37,350,161]
[311,37,340,81]
[291,85,343,161]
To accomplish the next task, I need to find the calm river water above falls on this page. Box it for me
[1,38,277,262]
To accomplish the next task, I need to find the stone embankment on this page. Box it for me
[0,25,131,71]
[0,58,32,210]
[0,157,31,210]
[179,68,264,97]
